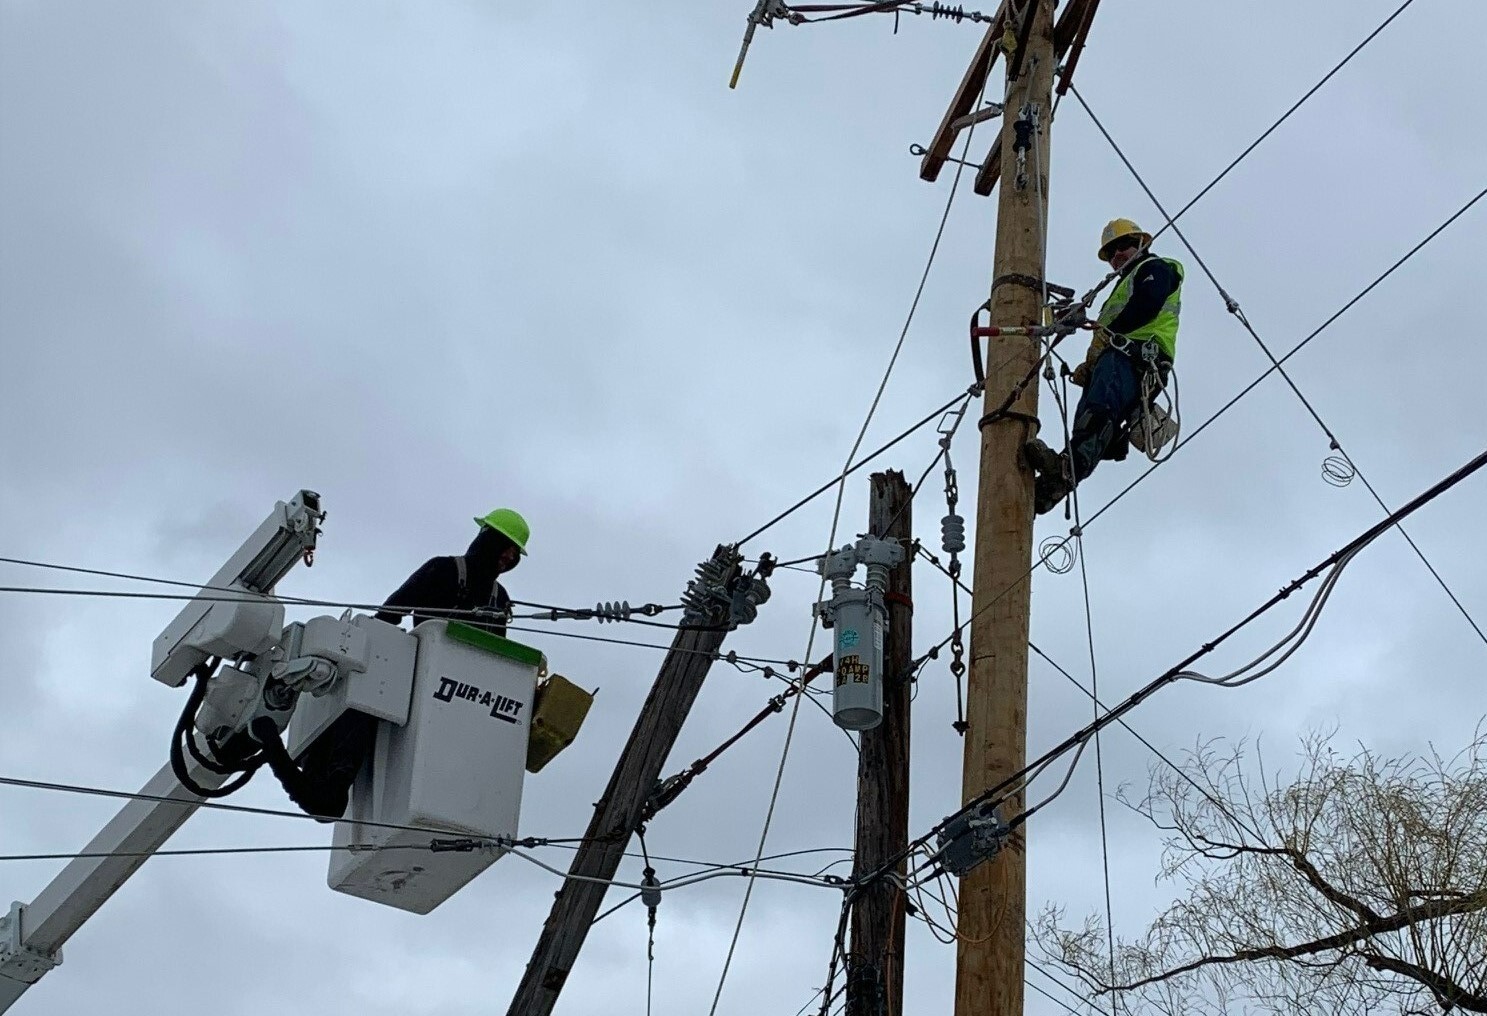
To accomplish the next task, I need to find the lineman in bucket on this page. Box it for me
[1023,219,1185,514]
[255,508,531,818]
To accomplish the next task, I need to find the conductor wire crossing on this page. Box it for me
[1066,79,1487,651]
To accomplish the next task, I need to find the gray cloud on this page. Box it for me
[3,1,1485,1014]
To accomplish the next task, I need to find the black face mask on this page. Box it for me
[467,527,516,571]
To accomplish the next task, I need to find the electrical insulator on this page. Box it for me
[814,536,905,732]
[593,601,631,623]
[941,513,966,555]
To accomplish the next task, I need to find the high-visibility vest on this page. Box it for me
[1097,254,1185,360]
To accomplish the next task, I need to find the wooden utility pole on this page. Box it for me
[507,546,753,1016]
[847,471,913,1016]
[958,2,1056,1014]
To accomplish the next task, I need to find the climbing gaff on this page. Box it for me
[814,537,905,731]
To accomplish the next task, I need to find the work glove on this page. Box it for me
[1069,328,1109,388]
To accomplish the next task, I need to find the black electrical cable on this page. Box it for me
[1069,79,1487,651]
[1116,0,1420,257]
[903,185,1487,678]
[1079,184,1487,532]
[0,844,401,863]
[0,577,803,670]
[736,386,978,548]
[869,442,1487,889]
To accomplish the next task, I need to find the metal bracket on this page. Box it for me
[908,143,983,173]
[0,903,61,984]
[949,102,1005,132]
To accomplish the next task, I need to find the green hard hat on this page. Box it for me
[474,508,530,555]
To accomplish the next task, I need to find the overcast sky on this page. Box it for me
[2,2,1485,1014]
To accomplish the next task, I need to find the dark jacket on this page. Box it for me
[374,555,511,634]
[265,556,511,820]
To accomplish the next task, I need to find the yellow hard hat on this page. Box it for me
[1098,218,1152,262]
[474,508,530,555]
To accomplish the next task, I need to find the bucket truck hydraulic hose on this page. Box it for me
[168,661,267,799]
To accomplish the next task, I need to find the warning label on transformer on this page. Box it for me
[835,654,870,687]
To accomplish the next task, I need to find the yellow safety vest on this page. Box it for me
[1097,255,1184,360]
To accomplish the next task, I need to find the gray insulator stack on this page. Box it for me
[941,513,966,556]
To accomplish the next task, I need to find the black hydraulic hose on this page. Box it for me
[168,662,264,799]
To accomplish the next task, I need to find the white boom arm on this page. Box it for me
[0,491,323,1012]
[0,759,226,1010]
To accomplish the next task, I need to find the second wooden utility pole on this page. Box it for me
[506,546,761,1016]
[847,470,913,1016]
[959,2,1056,1015]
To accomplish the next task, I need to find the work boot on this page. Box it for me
[1034,470,1071,515]
[1022,438,1062,477]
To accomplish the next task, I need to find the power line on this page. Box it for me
[1067,80,1487,650]
[0,774,853,901]
[0,554,699,631]
[1028,957,1096,1012]
[916,544,1264,842]
[0,772,593,845]
[1079,183,1487,531]
[1025,977,1084,1016]
[906,183,1487,684]
[871,441,1487,889]
[712,38,1003,1009]
[1097,0,1419,256]
[0,843,389,862]
[0,579,811,670]
[735,385,977,548]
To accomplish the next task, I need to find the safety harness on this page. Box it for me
[1104,332,1179,461]
[453,556,509,630]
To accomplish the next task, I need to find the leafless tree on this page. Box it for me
[1034,728,1487,1014]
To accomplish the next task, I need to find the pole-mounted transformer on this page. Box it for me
[815,536,906,731]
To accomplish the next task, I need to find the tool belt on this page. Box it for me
[1098,335,1177,462]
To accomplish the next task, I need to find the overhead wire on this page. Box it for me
[0,577,814,671]
[0,843,394,862]
[0,770,862,893]
[904,183,1487,691]
[711,29,1005,1015]
[735,384,978,548]
[0,554,689,630]
[1028,957,1098,1013]
[1025,977,1085,1016]
[1077,184,1487,530]
[917,542,1268,843]
[866,441,1487,891]
[1104,0,1419,258]
[1066,80,1487,654]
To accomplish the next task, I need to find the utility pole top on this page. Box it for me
[919,0,1102,194]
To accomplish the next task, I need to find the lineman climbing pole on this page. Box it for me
[957,3,1056,1014]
